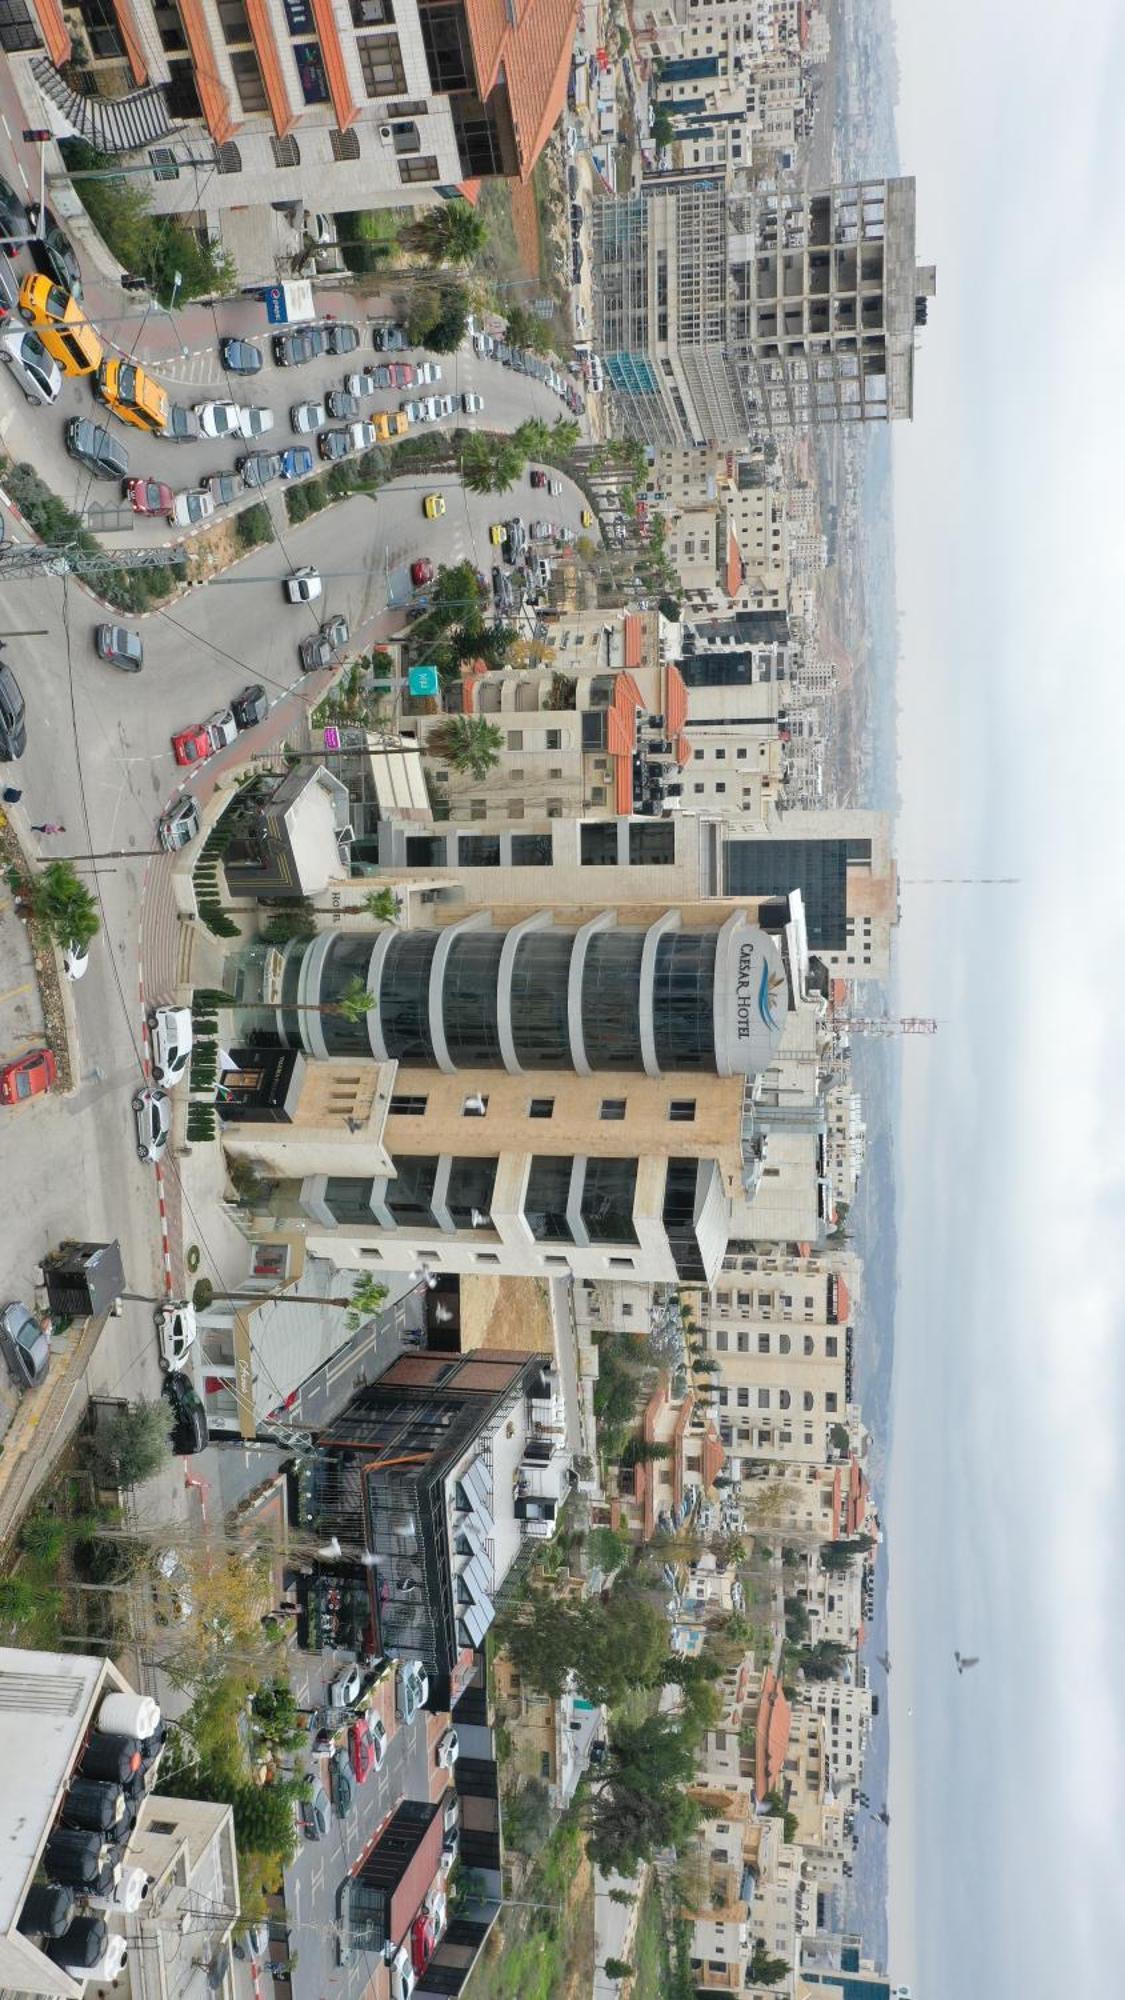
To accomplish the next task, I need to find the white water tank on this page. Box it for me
[98,1692,161,1740]
[89,1866,148,1915]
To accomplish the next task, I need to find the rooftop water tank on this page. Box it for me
[98,1692,161,1741]
[60,1778,126,1833]
[17,1884,75,1939]
[80,1732,142,1785]
[42,1829,110,1886]
[46,1915,109,1972]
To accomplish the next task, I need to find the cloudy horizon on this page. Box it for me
[889,0,1125,1988]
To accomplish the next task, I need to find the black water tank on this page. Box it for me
[18,1884,75,1939]
[43,1829,106,1886]
[46,1916,109,1971]
[60,1779,125,1833]
[80,1732,142,1785]
[137,1721,167,1771]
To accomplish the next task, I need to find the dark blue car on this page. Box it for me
[281,445,314,480]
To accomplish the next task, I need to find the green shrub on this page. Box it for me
[285,484,309,523]
[59,139,235,304]
[187,1105,217,1142]
[236,503,274,549]
[192,1278,215,1310]
[337,209,400,275]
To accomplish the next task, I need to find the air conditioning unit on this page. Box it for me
[379,125,394,142]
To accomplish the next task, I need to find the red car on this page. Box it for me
[410,1914,437,1975]
[171,724,211,766]
[410,558,434,589]
[126,477,174,516]
[387,361,414,388]
[529,469,547,488]
[0,1047,57,1105]
[348,1718,375,1785]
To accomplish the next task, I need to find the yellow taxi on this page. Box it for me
[423,492,446,520]
[489,522,506,545]
[580,507,594,528]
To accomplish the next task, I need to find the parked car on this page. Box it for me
[0,663,27,760]
[149,1004,193,1088]
[435,1728,460,1771]
[410,557,434,588]
[133,1085,171,1162]
[317,426,352,462]
[171,723,211,766]
[161,404,200,442]
[349,1718,376,1784]
[285,566,321,604]
[290,399,325,433]
[169,488,215,527]
[62,940,89,980]
[423,492,445,519]
[347,419,377,451]
[158,796,201,851]
[0,175,30,259]
[388,1945,415,2000]
[372,321,407,351]
[65,417,128,480]
[529,469,547,489]
[236,450,282,487]
[328,1661,362,1709]
[326,387,359,420]
[0,1301,50,1390]
[0,326,60,404]
[237,405,275,439]
[162,1368,208,1452]
[397,1659,429,1722]
[0,1047,57,1105]
[298,613,349,671]
[299,1782,330,1841]
[386,360,414,387]
[345,371,377,397]
[126,478,173,517]
[371,363,394,388]
[416,395,440,422]
[205,469,245,507]
[155,1298,197,1369]
[232,683,268,729]
[95,623,144,671]
[272,325,327,366]
[204,707,237,751]
[416,361,442,385]
[218,336,262,374]
[330,1748,353,1820]
[529,519,553,540]
[280,445,314,480]
[232,1922,270,1964]
[325,322,359,354]
[194,400,242,440]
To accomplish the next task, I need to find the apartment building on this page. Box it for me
[591,174,934,446]
[611,1380,725,1541]
[16,0,577,272]
[800,1680,873,1805]
[687,1256,854,1466]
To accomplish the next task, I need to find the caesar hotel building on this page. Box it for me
[219,892,799,1288]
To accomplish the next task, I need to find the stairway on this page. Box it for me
[32,57,174,153]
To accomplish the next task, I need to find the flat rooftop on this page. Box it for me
[0,1649,115,1933]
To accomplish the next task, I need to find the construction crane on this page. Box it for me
[0,543,186,580]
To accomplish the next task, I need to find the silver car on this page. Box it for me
[0,326,61,405]
[133,1086,171,1162]
[0,1301,50,1391]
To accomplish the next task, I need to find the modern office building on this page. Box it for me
[295,1348,569,1704]
[11,0,577,271]
[799,1934,910,2000]
[724,809,897,974]
[591,173,934,445]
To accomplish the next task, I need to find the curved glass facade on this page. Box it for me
[510,933,577,1070]
[286,922,731,1077]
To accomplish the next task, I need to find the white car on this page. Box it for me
[155,1300,197,1370]
[388,1946,415,2000]
[328,1661,363,1708]
[401,400,424,425]
[416,361,442,384]
[565,125,579,155]
[435,394,456,418]
[148,1005,193,1088]
[194,400,242,439]
[62,940,90,981]
[170,488,215,527]
[290,400,325,433]
[0,326,61,405]
[344,371,377,397]
[237,406,276,439]
[369,1716,388,1771]
[435,1728,460,1770]
[397,1659,429,1722]
[133,1087,171,1163]
[204,707,237,751]
[347,420,377,451]
[417,396,440,422]
[285,567,322,604]
[461,391,483,414]
[547,477,563,495]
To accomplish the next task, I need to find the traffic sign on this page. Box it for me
[323,725,341,749]
[408,664,440,699]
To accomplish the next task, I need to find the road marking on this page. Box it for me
[0,981,34,1008]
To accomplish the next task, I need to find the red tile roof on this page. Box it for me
[459,660,489,713]
[663,662,688,736]
[724,527,743,598]
[464,0,580,179]
[834,1274,850,1324]
[674,732,693,768]
[701,1423,726,1491]
[845,1459,868,1535]
[110,0,147,82]
[754,1670,792,1801]
[457,179,483,205]
[31,0,69,62]
[830,1465,842,1538]
[623,613,644,670]
[310,0,358,129]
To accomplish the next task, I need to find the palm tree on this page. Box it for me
[461,435,526,495]
[406,200,487,265]
[551,415,581,454]
[273,973,375,1023]
[513,417,552,460]
[427,716,504,780]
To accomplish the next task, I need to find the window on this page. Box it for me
[272,134,301,167]
[508,802,524,820]
[293,43,329,104]
[825,1391,839,1412]
[507,730,524,750]
[668,1098,696,1122]
[528,1098,554,1119]
[758,1389,770,1408]
[0,0,43,51]
[216,140,242,172]
[399,153,439,183]
[804,1334,815,1355]
[459,835,501,866]
[609,1256,634,1267]
[540,1751,552,1778]
[420,0,473,90]
[218,0,250,40]
[476,1251,500,1263]
[545,728,562,749]
[462,1094,488,1116]
[758,1332,770,1353]
[511,833,554,865]
[736,1386,749,1408]
[351,0,393,18]
[230,48,267,111]
[581,822,618,866]
[714,1328,729,1350]
[331,127,361,160]
[391,118,420,153]
[357,30,406,94]
[803,1391,814,1411]
[390,1094,427,1116]
[148,1818,179,1836]
[599,1099,627,1121]
[149,146,179,181]
[826,1335,838,1357]
[778,1332,791,1354]
[628,821,675,865]
[283,0,313,24]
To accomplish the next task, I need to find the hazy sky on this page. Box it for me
[889,0,1125,1990]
